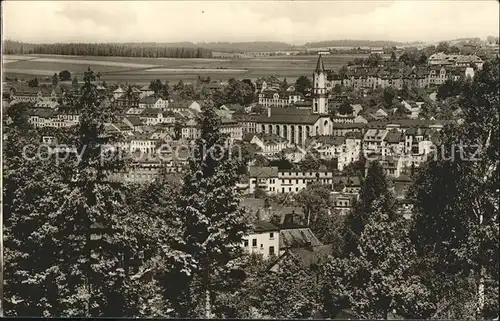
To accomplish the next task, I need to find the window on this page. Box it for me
[270,232,274,239]
[252,239,257,247]
[244,239,248,247]
[269,246,275,256]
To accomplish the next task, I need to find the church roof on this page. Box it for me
[315,54,325,73]
[256,108,326,125]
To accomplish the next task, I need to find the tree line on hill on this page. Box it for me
[3,41,213,58]
[304,39,412,48]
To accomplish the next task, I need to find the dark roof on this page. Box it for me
[248,166,279,178]
[315,54,325,73]
[331,122,365,129]
[26,108,55,118]
[345,131,363,139]
[124,116,142,126]
[57,106,79,115]
[140,108,162,117]
[233,113,259,122]
[168,100,193,109]
[253,133,288,144]
[242,133,256,142]
[385,130,403,143]
[253,220,280,233]
[288,244,333,269]
[308,135,345,146]
[139,96,158,104]
[257,108,324,124]
[280,227,322,249]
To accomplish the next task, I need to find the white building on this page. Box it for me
[247,133,290,156]
[248,167,348,195]
[113,87,125,99]
[140,108,177,126]
[242,221,280,259]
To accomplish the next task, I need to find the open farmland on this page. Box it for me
[3,53,378,84]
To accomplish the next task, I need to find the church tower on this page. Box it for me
[312,54,327,114]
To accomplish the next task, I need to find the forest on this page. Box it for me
[3,40,213,58]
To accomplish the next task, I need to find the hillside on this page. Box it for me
[304,39,423,48]
[195,41,299,52]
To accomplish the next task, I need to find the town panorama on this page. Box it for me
[2,0,499,319]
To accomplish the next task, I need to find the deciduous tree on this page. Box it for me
[410,58,499,319]
[295,76,312,96]
[323,197,435,319]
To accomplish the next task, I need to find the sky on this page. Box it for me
[3,0,499,44]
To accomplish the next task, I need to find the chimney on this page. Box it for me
[267,106,271,118]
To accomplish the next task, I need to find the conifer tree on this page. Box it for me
[3,108,68,316]
[123,168,194,317]
[341,161,394,256]
[52,68,131,316]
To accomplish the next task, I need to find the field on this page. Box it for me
[3,53,379,84]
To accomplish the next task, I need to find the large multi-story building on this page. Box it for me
[247,167,359,195]
[327,64,475,90]
[254,55,333,146]
[258,91,304,108]
[427,52,484,69]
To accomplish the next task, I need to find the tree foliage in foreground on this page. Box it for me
[323,197,435,319]
[410,58,499,319]
[171,97,251,317]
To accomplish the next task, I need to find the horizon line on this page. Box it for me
[5,38,477,46]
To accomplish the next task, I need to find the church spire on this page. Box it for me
[315,54,325,73]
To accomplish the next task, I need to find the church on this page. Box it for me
[255,55,332,147]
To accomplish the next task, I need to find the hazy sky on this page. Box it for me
[3,1,499,44]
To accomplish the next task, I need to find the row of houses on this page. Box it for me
[327,65,475,90]
[27,106,80,128]
[257,91,305,108]
[427,52,484,69]
[242,165,413,216]
[6,84,83,104]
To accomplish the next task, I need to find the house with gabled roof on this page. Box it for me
[113,86,125,99]
[9,86,58,103]
[242,220,281,259]
[140,108,177,126]
[168,100,201,113]
[246,133,290,156]
[123,115,144,131]
[139,84,155,98]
